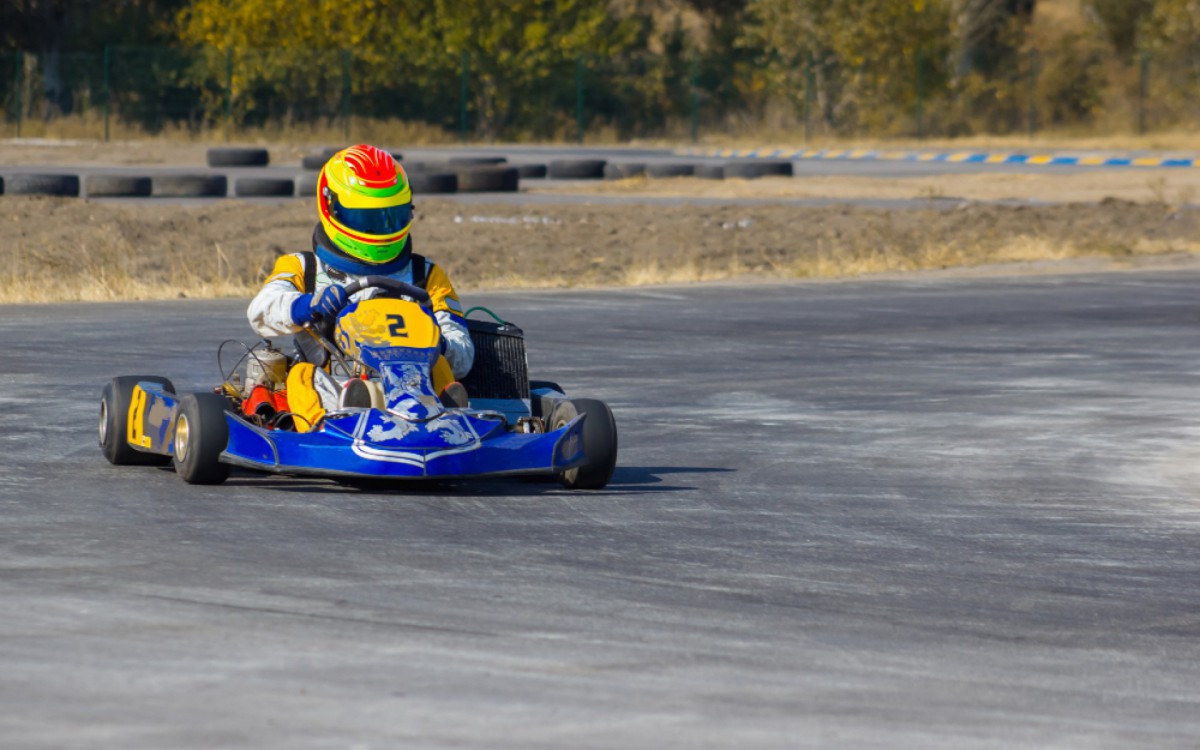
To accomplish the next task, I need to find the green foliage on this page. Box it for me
[175,0,646,137]
[1086,0,1155,56]
[741,0,953,135]
[5,0,1200,139]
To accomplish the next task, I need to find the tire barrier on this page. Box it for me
[152,174,228,198]
[206,147,269,167]
[402,161,447,173]
[295,174,319,198]
[516,163,548,179]
[5,173,81,197]
[723,160,793,179]
[84,174,153,197]
[603,162,646,180]
[408,171,458,194]
[694,164,726,180]
[449,156,508,166]
[548,159,606,179]
[454,166,520,193]
[646,162,696,178]
[299,147,343,171]
[234,177,296,197]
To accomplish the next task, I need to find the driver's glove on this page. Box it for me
[290,283,350,325]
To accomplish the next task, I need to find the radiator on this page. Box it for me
[461,319,530,400]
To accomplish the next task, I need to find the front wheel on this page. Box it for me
[172,393,231,485]
[549,398,618,490]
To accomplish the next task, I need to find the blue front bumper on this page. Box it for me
[221,408,587,480]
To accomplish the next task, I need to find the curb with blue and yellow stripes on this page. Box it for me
[678,147,1200,168]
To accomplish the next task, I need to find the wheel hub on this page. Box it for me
[174,414,190,461]
[98,401,109,444]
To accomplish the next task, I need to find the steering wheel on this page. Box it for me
[342,276,431,305]
[306,277,435,362]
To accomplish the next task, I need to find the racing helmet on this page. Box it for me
[317,144,414,265]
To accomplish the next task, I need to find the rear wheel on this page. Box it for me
[549,398,618,490]
[100,376,175,466]
[172,393,231,485]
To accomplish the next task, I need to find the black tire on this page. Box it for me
[234,177,296,197]
[295,174,320,198]
[206,147,269,167]
[153,174,227,198]
[454,166,519,193]
[516,163,548,179]
[548,159,606,179]
[401,161,448,173]
[0,175,4,194]
[694,164,726,180]
[100,375,175,466]
[409,171,458,194]
[646,162,695,178]
[390,151,404,163]
[449,156,507,166]
[172,392,231,485]
[529,379,564,393]
[300,146,344,170]
[6,173,80,197]
[549,398,617,490]
[603,162,646,180]
[723,160,794,179]
[85,174,152,197]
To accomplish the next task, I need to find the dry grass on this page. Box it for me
[0,115,457,148]
[679,129,1200,155]
[2,196,1199,304]
[555,171,1200,207]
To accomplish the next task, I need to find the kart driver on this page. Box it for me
[247,143,474,431]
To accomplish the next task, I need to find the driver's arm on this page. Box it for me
[425,263,475,379]
[248,253,308,337]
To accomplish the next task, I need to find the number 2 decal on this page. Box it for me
[386,314,407,337]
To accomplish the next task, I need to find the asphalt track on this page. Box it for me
[2,270,1200,748]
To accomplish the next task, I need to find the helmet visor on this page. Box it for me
[330,196,413,237]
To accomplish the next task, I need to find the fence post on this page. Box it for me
[804,58,814,144]
[575,54,585,144]
[15,56,23,138]
[1027,48,1039,137]
[224,48,232,142]
[459,50,468,144]
[103,46,110,142]
[690,53,699,144]
[341,49,352,142]
[915,50,925,140]
[1138,53,1149,135]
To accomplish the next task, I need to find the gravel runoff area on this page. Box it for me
[2,195,1200,303]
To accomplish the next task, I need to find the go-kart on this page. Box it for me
[99,278,617,489]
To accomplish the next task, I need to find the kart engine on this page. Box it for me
[244,346,288,395]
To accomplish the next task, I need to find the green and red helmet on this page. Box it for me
[316,144,414,265]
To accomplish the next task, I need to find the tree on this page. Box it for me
[2,0,188,116]
[1086,0,1155,58]
[176,0,647,137]
[741,0,952,134]
[955,0,1035,77]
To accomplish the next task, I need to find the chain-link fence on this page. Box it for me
[1,45,1197,143]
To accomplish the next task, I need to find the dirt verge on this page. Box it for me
[547,170,1200,206]
[2,196,1198,303]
